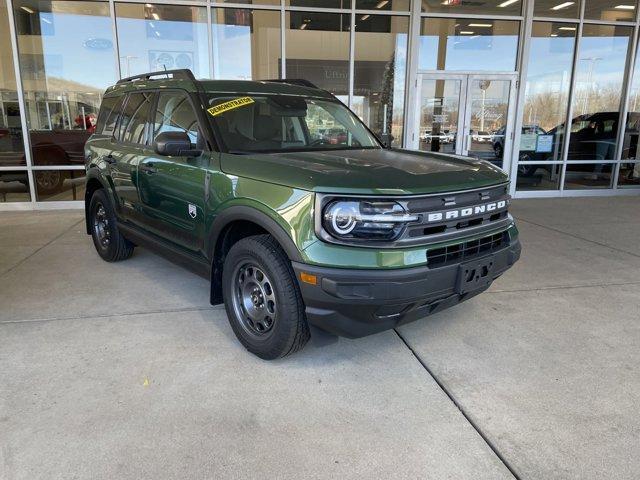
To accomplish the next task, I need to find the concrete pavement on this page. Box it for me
[1,196,639,479]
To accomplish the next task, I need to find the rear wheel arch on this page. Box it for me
[208,206,303,305]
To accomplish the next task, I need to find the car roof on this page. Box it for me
[104,76,335,101]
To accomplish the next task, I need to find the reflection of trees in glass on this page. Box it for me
[524,85,622,132]
[378,55,394,137]
[523,90,566,132]
[572,85,621,116]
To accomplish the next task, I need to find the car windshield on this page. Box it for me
[206,94,380,154]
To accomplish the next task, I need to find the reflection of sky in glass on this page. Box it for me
[526,36,574,96]
[117,17,209,78]
[574,34,630,90]
[39,12,116,90]
[419,34,518,71]
[213,24,253,79]
[392,33,407,119]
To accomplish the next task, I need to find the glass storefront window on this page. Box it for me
[34,169,85,201]
[622,37,640,164]
[618,162,640,186]
[0,170,31,202]
[353,15,408,147]
[1,1,26,173]
[584,0,636,22]
[356,0,410,11]
[567,24,631,162]
[221,0,280,5]
[285,1,350,7]
[515,163,562,190]
[421,0,522,16]
[212,9,281,81]
[534,0,580,19]
[14,0,116,170]
[520,22,576,163]
[564,163,614,188]
[285,12,350,97]
[116,3,209,78]
[419,19,520,72]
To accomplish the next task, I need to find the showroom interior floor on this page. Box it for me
[1,197,639,480]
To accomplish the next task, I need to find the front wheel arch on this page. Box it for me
[84,171,114,235]
[207,207,304,306]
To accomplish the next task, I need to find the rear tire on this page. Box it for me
[88,189,134,262]
[222,235,310,359]
[34,169,66,196]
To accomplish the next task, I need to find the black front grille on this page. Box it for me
[399,184,511,245]
[426,232,508,268]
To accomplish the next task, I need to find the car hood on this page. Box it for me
[220,148,508,195]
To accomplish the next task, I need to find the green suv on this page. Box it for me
[84,69,521,359]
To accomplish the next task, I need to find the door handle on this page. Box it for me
[140,163,157,174]
[104,154,116,165]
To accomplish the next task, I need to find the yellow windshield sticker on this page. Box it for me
[207,97,255,116]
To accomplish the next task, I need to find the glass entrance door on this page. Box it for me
[416,76,465,155]
[413,73,517,173]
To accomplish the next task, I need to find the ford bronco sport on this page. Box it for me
[84,69,521,359]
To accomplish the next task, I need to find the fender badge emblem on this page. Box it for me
[188,204,197,219]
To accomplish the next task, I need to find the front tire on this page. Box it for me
[88,189,134,262]
[222,235,310,359]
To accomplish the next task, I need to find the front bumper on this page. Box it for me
[293,238,521,338]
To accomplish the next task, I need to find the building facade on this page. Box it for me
[1,0,639,209]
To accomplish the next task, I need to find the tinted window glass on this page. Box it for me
[98,96,125,135]
[208,94,379,153]
[154,92,201,146]
[118,92,153,144]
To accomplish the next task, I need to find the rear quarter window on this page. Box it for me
[97,95,125,136]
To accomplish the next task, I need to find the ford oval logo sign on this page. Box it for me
[83,38,113,50]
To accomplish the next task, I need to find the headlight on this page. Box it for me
[322,200,418,241]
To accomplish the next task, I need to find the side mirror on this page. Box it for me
[153,131,201,157]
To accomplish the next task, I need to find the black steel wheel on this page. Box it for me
[93,201,111,250]
[222,235,310,359]
[88,189,134,262]
[231,263,278,338]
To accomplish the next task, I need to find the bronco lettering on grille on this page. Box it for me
[426,200,507,223]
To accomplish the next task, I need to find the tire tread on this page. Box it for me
[223,234,310,359]
[89,189,134,262]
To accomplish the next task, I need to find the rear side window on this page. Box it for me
[96,95,124,135]
[116,92,154,145]
[153,91,201,146]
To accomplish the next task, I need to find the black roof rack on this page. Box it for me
[116,68,196,85]
[262,79,318,89]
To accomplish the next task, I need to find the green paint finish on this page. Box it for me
[299,224,519,269]
[220,148,506,196]
[206,167,317,251]
[87,76,516,275]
